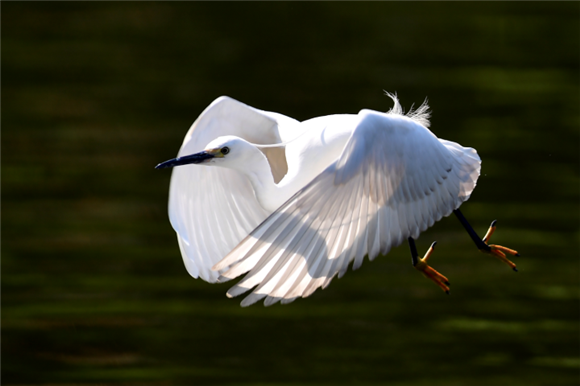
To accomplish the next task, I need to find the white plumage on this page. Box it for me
[160,94,481,306]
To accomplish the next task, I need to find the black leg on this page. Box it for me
[408,237,419,267]
[453,208,491,252]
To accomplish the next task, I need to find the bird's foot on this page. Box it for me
[414,241,450,294]
[481,220,520,272]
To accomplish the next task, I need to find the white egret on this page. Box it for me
[156,94,519,306]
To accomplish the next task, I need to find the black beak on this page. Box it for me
[155,151,215,169]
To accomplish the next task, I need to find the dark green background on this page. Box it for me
[3,2,579,385]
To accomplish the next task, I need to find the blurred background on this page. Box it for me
[3,2,579,385]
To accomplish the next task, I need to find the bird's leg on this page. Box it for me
[408,237,450,294]
[453,209,520,271]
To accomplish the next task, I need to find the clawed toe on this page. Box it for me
[482,220,520,271]
[414,241,450,294]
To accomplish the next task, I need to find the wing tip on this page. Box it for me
[240,293,267,307]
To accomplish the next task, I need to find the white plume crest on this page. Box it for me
[384,91,431,128]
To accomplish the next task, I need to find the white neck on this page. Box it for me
[231,150,295,213]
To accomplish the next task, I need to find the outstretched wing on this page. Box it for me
[168,96,298,282]
[214,109,481,306]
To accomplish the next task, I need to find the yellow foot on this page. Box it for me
[482,220,520,272]
[414,241,450,294]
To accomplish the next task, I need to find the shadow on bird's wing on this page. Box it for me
[217,201,412,306]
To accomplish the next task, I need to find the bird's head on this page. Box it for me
[155,136,262,170]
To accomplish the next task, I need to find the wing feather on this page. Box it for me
[337,175,365,278]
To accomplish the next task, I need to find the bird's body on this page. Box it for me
[221,114,357,212]
[157,95,518,306]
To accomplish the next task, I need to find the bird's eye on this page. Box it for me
[221,147,230,155]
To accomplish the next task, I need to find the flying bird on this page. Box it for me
[156,94,519,306]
